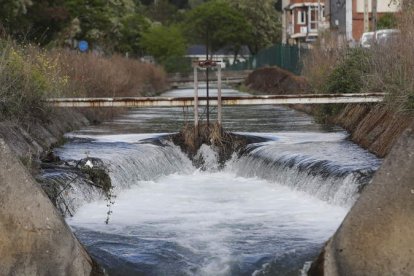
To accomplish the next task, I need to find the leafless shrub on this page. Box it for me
[53,50,167,98]
[0,39,168,123]
[302,31,348,93]
[304,8,414,114]
[364,8,414,112]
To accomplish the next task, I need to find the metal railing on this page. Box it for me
[46,93,385,108]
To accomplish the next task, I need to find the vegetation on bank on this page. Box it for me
[0,39,166,123]
[0,0,282,73]
[303,8,414,122]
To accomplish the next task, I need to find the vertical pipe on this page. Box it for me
[318,0,321,31]
[372,0,377,34]
[217,64,222,126]
[205,35,210,127]
[363,0,369,32]
[206,67,210,126]
[193,65,199,129]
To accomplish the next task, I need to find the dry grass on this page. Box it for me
[302,32,347,93]
[363,8,414,112]
[304,8,414,114]
[0,41,58,122]
[54,50,167,98]
[0,39,168,123]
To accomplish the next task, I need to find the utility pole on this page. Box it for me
[372,0,378,33]
[363,0,369,32]
[318,0,321,31]
[205,41,210,127]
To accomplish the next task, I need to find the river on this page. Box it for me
[53,87,380,275]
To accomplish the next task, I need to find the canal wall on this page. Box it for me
[308,121,414,276]
[0,138,99,275]
[0,109,109,275]
[0,109,88,161]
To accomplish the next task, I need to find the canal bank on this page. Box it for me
[244,66,414,158]
[0,108,118,275]
[0,87,165,273]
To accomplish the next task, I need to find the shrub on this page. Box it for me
[0,38,168,123]
[302,31,346,94]
[55,50,167,98]
[377,13,397,30]
[325,48,371,94]
[304,7,414,118]
[363,8,414,113]
[163,56,192,74]
[0,40,65,122]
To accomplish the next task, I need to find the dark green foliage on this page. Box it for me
[163,56,193,73]
[313,48,371,123]
[145,0,181,24]
[81,166,112,193]
[314,104,346,123]
[183,0,251,57]
[1,0,148,55]
[378,13,397,30]
[229,0,282,55]
[141,24,187,70]
[116,13,150,55]
[325,48,371,94]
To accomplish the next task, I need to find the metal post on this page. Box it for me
[193,65,199,129]
[318,0,321,31]
[363,0,369,32]
[217,65,222,126]
[206,67,210,126]
[372,0,378,42]
[205,40,210,127]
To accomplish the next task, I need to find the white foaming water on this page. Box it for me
[55,92,381,275]
[69,170,347,276]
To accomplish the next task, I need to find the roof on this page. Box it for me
[285,2,324,9]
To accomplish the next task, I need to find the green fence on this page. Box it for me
[227,44,306,75]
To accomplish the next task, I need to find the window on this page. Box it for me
[297,10,306,25]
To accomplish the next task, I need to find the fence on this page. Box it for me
[226,44,306,75]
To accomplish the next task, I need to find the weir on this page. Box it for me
[41,86,381,275]
[42,89,379,276]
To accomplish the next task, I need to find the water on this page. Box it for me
[55,87,380,275]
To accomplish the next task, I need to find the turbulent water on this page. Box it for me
[51,87,380,276]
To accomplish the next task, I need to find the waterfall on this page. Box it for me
[40,137,194,216]
[225,139,379,207]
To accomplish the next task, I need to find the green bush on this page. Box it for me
[0,41,65,122]
[378,13,397,30]
[163,56,192,74]
[325,48,371,94]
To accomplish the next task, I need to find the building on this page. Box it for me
[282,0,402,45]
[282,0,327,45]
[325,0,402,42]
